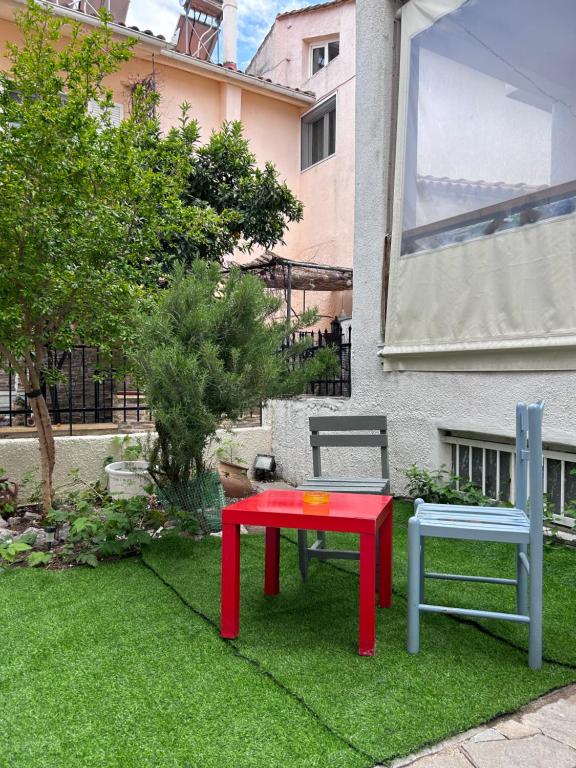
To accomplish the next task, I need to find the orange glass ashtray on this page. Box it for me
[302,491,330,506]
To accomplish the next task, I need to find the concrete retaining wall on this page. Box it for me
[0,426,272,500]
[266,372,576,495]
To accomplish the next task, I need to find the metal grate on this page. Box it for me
[444,434,576,526]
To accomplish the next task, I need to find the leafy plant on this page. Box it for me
[0,467,17,518]
[0,539,31,572]
[215,437,246,466]
[405,464,492,506]
[27,551,54,568]
[173,120,303,265]
[0,3,309,517]
[19,469,42,506]
[105,435,144,466]
[47,494,160,567]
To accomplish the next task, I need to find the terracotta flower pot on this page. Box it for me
[218,461,253,499]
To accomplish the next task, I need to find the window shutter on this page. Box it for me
[88,99,124,127]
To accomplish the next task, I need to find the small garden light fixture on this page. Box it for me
[44,526,56,548]
[253,454,276,482]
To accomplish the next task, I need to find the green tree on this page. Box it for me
[135,262,338,486]
[0,3,184,513]
[154,119,304,268]
[0,2,307,514]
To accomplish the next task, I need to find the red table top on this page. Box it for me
[222,490,393,534]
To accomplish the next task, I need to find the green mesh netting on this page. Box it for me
[156,471,225,535]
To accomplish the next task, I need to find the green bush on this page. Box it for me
[135,262,339,487]
[405,464,492,506]
[46,493,160,567]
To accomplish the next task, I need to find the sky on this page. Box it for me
[126,0,310,70]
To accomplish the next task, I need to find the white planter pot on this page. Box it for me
[105,461,151,499]
[552,514,576,529]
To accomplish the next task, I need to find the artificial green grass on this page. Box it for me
[0,560,367,768]
[143,500,576,764]
[1,501,574,767]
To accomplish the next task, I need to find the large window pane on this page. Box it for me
[312,46,325,75]
[564,461,576,514]
[328,40,340,62]
[401,0,576,255]
[499,452,511,502]
[547,458,562,516]
[328,108,336,155]
[311,118,324,165]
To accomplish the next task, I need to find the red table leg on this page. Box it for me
[221,522,241,639]
[264,527,280,595]
[359,532,376,656]
[378,508,393,608]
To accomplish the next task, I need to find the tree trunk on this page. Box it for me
[1,342,56,515]
[29,393,56,515]
[25,350,55,515]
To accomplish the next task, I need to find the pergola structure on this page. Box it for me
[228,253,353,319]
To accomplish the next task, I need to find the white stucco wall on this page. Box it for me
[1,426,272,500]
[266,0,576,495]
[267,373,576,494]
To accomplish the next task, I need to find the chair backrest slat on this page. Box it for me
[528,401,544,541]
[515,402,529,512]
[310,434,387,448]
[309,415,387,431]
[309,415,389,479]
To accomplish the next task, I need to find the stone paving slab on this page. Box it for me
[521,690,576,750]
[408,747,472,768]
[388,684,576,768]
[463,734,576,768]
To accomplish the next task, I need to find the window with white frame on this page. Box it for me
[87,99,124,127]
[301,95,336,170]
[310,39,339,76]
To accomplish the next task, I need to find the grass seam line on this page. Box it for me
[140,555,381,768]
[280,534,576,673]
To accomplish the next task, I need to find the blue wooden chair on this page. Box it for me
[407,401,544,669]
[296,415,390,579]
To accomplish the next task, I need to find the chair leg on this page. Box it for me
[517,543,528,615]
[407,517,421,654]
[419,537,425,602]
[297,530,309,581]
[528,538,543,670]
[316,530,327,548]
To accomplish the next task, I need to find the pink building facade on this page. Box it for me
[248,0,355,321]
[0,0,355,324]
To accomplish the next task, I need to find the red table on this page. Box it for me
[220,490,393,656]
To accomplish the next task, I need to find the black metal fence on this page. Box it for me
[0,346,149,434]
[281,318,352,397]
[0,321,351,434]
